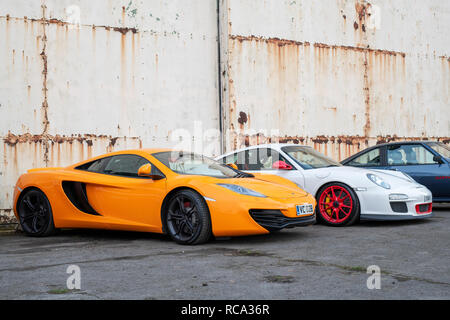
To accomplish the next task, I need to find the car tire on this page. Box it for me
[316,182,360,227]
[164,189,212,245]
[17,188,56,236]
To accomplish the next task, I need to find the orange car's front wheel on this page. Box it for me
[165,189,212,245]
[17,188,56,237]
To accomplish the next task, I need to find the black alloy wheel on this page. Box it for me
[18,189,55,236]
[165,190,211,245]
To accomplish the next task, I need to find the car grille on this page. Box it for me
[390,202,408,213]
[249,210,315,232]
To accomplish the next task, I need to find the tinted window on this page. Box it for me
[76,157,111,173]
[348,148,380,167]
[387,144,438,165]
[228,148,291,171]
[103,155,150,177]
[282,146,341,169]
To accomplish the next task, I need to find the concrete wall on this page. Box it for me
[1,0,449,222]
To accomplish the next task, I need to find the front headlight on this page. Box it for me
[367,174,391,189]
[217,184,267,198]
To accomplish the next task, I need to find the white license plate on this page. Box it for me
[296,204,314,216]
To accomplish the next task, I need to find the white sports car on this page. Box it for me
[216,144,433,226]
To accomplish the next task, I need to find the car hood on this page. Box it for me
[198,176,309,198]
[308,166,420,188]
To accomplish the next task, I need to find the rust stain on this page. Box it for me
[4,132,45,146]
[230,35,406,58]
[0,14,139,35]
[230,34,304,47]
[47,18,66,26]
[4,132,142,149]
[113,27,138,35]
[313,42,405,57]
[237,111,248,125]
[40,5,50,166]
[228,133,449,161]
[362,51,371,142]
[355,1,370,31]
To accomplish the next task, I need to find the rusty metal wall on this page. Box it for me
[0,0,221,222]
[223,0,449,157]
[1,0,449,223]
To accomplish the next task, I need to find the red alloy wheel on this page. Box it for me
[318,185,354,224]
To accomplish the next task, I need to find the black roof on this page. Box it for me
[371,140,439,148]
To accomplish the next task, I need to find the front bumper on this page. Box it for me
[356,184,433,221]
[360,213,433,221]
[205,193,316,237]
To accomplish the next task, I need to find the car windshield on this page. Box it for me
[427,142,450,158]
[152,151,241,178]
[281,146,342,169]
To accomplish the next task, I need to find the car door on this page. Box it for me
[385,144,447,198]
[84,154,167,231]
[226,148,305,188]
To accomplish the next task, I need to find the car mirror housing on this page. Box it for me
[138,164,165,180]
[433,155,444,164]
[272,161,293,170]
[138,164,153,177]
[226,163,238,170]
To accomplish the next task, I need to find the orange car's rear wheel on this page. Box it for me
[17,189,55,236]
[165,190,211,245]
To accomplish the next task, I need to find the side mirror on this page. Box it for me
[138,164,153,177]
[433,155,444,164]
[226,163,238,170]
[272,161,293,170]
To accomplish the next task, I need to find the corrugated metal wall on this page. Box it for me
[1,0,449,222]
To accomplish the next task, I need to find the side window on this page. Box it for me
[387,145,438,166]
[76,157,111,173]
[232,148,291,171]
[103,155,150,177]
[257,148,291,170]
[222,154,237,165]
[235,150,247,170]
[348,148,381,167]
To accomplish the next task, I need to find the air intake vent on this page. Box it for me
[62,181,101,216]
[390,202,408,213]
[249,210,315,232]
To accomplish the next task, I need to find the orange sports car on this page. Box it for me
[13,149,316,244]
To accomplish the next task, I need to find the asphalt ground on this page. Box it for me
[0,205,449,300]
